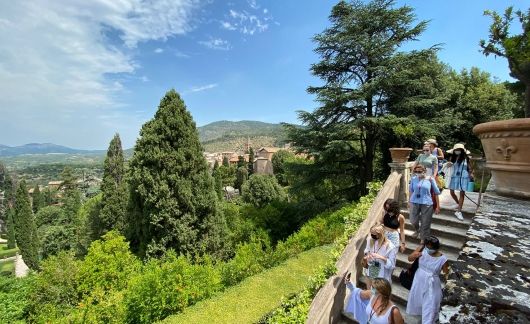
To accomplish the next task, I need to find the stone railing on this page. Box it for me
[307,167,405,324]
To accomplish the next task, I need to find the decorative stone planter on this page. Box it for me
[473,118,530,199]
[389,147,413,163]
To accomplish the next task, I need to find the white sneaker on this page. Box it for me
[454,211,464,221]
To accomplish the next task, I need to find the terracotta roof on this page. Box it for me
[258,147,280,153]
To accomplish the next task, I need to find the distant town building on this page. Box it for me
[256,147,280,161]
[254,157,274,175]
[48,181,63,190]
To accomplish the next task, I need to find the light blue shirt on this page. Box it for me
[409,176,440,205]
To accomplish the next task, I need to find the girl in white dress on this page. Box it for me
[344,277,404,324]
[362,224,397,288]
[406,236,449,324]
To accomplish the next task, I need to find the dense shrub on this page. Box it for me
[0,275,34,323]
[28,251,79,321]
[242,174,287,207]
[125,253,221,323]
[262,182,381,323]
[220,234,272,287]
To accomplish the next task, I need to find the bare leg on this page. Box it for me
[458,191,465,211]
[450,189,459,205]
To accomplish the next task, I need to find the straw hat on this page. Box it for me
[425,138,438,146]
[446,143,470,155]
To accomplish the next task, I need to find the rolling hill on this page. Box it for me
[0,120,291,167]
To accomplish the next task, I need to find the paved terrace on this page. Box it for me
[440,183,530,323]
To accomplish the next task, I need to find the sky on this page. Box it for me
[0,0,528,149]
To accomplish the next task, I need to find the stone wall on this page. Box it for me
[439,182,530,323]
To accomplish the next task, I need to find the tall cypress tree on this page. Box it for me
[248,147,255,175]
[6,208,16,249]
[127,89,226,258]
[32,184,44,214]
[95,133,127,238]
[14,180,39,269]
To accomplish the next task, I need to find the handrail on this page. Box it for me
[307,171,402,324]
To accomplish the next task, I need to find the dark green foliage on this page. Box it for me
[286,0,430,201]
[237,155,246,168]
[248,147,255,175]
[14,180,39,270]
[0,275,34,323]
[28,252,79,321]
[271,150,295,186]
[60,166,77,192]
[42,187,57,206]
[212,163,224,199]
[125,253,222,324]
[31,184,44,214]
[97,134,128,238]
[6,209,16,249]
[241,174,287,208]
[218,165,236,187]
[35,205,72,258]
[0,161,15,230]
[481,7,530,117]
[222,156,230,167]
[235,166,248,193]
[127,89,226,258]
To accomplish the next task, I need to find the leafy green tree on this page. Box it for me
[14,180,39,269]
[222,156,230,167]
[218,165,236,187]
[97,134,128,237]
[6,208,16,249]
[241,174,287,208]
[127,89,227,258]
[60,166,77,192]
[42,187,56,206]
[0,161,15,229]
[271,150,295,186]
[235,166,248,194]
[481,7,530,117]
[285,0,430,201]
[32,184,44,214]
[237,155,246,168]
[212,161,224,199]
[248,147,255,175]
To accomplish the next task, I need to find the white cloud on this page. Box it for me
[188,83,218,93]
[224,8,270,35]
[0,0,199,148]
[220,21,237,31]
[248,0,259,9]
[154,48,164,53]
[199,38,231,50]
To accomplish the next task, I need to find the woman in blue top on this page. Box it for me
[446,143,473,221]
[409,164,440,244]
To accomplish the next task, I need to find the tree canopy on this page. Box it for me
[481,7,530,117]
[127,89,227,258]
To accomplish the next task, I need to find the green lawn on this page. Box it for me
[0,245,18,259]
[0,259,15,276]
[162,245,331,324]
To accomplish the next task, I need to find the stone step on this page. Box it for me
[402,229,464,256]
[401,210,473,229]
[403,221,468,242]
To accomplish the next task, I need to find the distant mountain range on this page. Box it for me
[0,121,290,157]
[0,143,104,157]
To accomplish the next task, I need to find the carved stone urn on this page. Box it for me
[473,118,530,199]
[389,147,413,163]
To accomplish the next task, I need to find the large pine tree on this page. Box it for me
[96,133,127,238]
[14,180,39,269]
[127,89,226,258]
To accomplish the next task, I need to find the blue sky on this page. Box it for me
[0,0,528,149]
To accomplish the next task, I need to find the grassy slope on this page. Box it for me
[162,245,331,324]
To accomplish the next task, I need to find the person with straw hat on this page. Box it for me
[426,138,444,171]
[445,143,473,221]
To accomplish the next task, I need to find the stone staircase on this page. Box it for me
[342,191,479,323]
[391,206,474,323]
